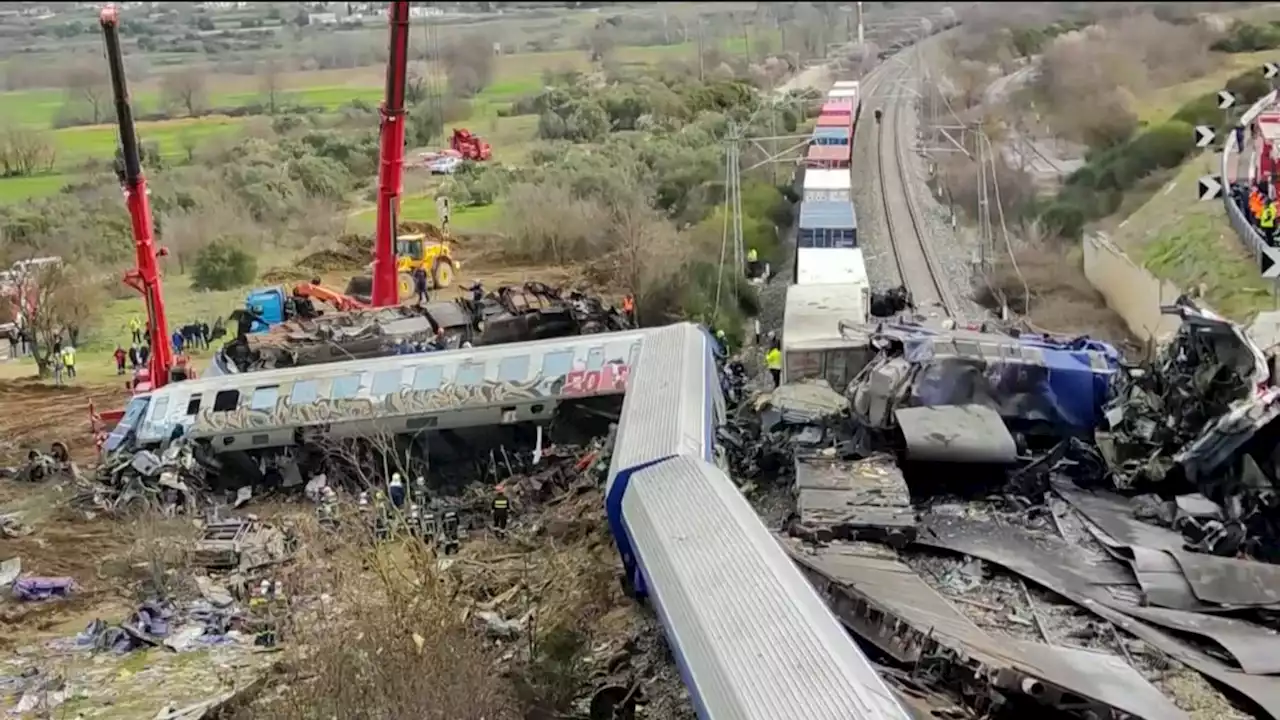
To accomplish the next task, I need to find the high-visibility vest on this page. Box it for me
[622,296,634,313]
[765,348,782,370]
[746,249,759,263]
[1262,205,1277,228]
[493,497,508,509]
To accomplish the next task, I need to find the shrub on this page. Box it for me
[192,240,257,291]
[1211,21,1280,53]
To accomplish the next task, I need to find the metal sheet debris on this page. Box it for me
[790,455,917,546]
[894,404,1017,464]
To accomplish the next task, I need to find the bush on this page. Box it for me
[1211,21,1280,53]
[192,240,257,291]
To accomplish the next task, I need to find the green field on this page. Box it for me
[350,194,503,232]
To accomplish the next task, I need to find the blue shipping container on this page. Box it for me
[798,200,857,249]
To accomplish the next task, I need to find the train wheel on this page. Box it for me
[432,257,456,289]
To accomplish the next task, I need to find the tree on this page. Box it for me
[0,125,56,177]
[11,262,98,377]
[63,62,110,125]
[441,34,495,98]
[160,67,209,117]
[586,26,617,63]
[259,58,286,114]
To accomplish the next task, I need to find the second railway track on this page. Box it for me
[874,58,960,318]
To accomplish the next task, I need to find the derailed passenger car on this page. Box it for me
[846,322,1121,437]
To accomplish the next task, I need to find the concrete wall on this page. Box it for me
[1082,233,1182,344]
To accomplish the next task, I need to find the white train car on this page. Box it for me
[796,247,868,287]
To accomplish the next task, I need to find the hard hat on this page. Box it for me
[392,472,402,481]
[415,475,426,484]
[375,490,385,499]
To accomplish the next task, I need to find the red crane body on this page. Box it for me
[371,0,413,307]
[100,5,175,391]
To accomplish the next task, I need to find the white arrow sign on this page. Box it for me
[1267,62,1280,80]
[1198,175,1223,201]
[1195,125,1215,148]
[1263,246,1280,279]
[1219,90,1237,110]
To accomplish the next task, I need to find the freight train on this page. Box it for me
[784,80,871,391]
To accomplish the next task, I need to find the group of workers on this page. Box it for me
[1245,182,1279,241]
[318,473,513,552]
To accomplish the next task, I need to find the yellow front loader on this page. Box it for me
[394,232,459,300]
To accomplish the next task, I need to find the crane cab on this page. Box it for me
[244,287,286,333]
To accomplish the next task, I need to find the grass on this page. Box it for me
[1133,49,1280,123]
[0,172,75,202]
[1112,155,1272,321]
[54,115,250,166]
[349,194,503,233]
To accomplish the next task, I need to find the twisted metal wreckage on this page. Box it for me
[18,295,1280,717]
[713,296,1280,719]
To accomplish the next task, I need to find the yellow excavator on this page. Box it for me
[393,227,459,300]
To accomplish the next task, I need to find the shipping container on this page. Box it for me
[832,81,861,91]
[798,200,857,248]
[812,126,851,146]
[782,282,870,389]
[801,168,851,203]
[816,113,852,128]
[804,143,851,169]
[821,100,854,117]
[796,247,867,286]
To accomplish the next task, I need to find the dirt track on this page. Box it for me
[0,380,129,464]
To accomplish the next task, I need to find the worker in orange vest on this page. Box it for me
[621,294,635,325]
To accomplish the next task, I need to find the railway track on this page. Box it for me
[874,57,960,318]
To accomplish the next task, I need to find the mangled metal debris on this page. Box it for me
[222,282,631,372]
[789,454,916,547]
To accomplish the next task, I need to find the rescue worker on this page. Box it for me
[60,344,76,380]
[765,345,783,388]
[713,328,729,357]
[441,508,460,554]
[373,490,391,540]
[113,346,126,375]
[128,315,143,344]
[250,580,276,647]
[1262,200,1277,243]
[236,305,265,338]
[388,472,406,508]
[413,475,428,505]
[492,485,510,531]
[411,265,429,305]
[621,294,636,325]
[874,108,883,123]
[746,247,760,279]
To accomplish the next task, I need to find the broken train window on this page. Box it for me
[212,390,240,412]
[250,386,280,411]
[331,374,361,400]
[455,361,485,387]
[371,369,403,397]
[413,365,443,391]
[290,380,318,405]
[587,346,605,371]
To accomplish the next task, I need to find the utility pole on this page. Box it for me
[856,1,864,46]
[697,18,706,81]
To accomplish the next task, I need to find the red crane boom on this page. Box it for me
[100,5,175,389]
[371,0,413,307]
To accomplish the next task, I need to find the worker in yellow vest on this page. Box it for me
[765,346,782,388]
[1262,201,1277,243]
[746,248,760,279]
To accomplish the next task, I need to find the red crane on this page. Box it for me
[371,0,413,307]
[101,5,178,391]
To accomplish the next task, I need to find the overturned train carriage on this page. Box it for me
[604,324,910,719]
[112,330,649,456]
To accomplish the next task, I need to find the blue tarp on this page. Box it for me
[896,328,1120,432]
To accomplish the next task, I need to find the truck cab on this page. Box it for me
[244,287,286,333]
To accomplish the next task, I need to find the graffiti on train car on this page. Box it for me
[560,362,630,397]
[191,361,632,433]
[196,397,379,433]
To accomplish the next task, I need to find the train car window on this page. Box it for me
[371,369,402,396]
[541,350,573,378]
[290,380,318,405]
[628,341,642,367]
[498,355,529,382]
[413,365,443,391]
[331,374,361,399]
[250,386,279,411]
[455,362,485,387]
[212,390,240,412]
[149,396,170,425]
[185,394,201,416]
[586,347,605,371]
